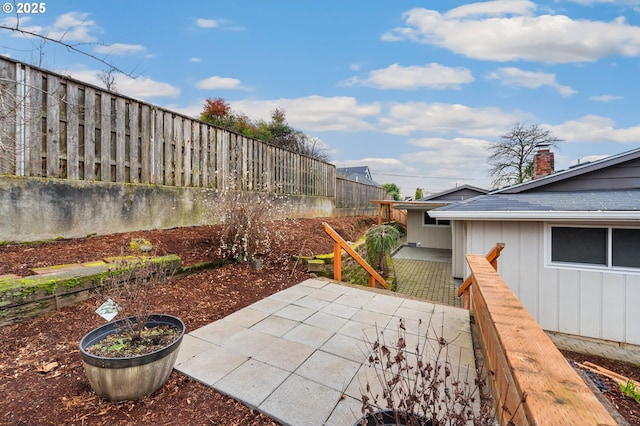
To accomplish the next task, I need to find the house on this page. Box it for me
[393,185,487,249]
[430,146,640,346]
[336,166,380,187]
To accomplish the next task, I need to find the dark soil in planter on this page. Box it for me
[84,324,182,358]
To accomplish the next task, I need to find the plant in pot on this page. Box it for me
[79,256,184,402]
[355,317,497,426]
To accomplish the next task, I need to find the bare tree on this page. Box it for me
[98,68,118,92]
[488,122,563,188]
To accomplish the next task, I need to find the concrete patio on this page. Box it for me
[175,278,476,426]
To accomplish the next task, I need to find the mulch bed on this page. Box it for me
[0,215,639,424]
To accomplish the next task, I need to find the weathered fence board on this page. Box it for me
[0,56,358,201]
[0,58,17,174]
[336,176,388,208]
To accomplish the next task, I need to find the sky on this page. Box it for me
[2,0,640,197]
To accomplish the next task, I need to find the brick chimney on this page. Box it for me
[533,145,554,179]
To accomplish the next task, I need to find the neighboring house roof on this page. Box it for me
[420,184,488,201]
[336,166,380,187]
[431,147,640,221]
[394,184,487,210]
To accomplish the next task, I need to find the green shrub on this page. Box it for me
[365,225,400,278]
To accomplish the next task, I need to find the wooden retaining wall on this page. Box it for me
[466,254,616,425]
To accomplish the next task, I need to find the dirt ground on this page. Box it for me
[0,215,639,425]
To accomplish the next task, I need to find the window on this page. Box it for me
[423,211,450,226]
[551,227,607,265]
[612,228,640,268]
[550,226,640,270]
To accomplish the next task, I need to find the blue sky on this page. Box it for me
[2,1,640,196]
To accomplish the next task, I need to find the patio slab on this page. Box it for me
[175,278,476,426]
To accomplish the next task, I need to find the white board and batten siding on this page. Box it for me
[406,210,452,250]
[461,220,640,346]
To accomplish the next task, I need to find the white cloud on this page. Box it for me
[0,16,43,35]
[342,63,474,90]
[589,94,622,102]
[67,69,180,99]
[231,96,381,132]
[115,76,180,99]
[94,43,146,56]
[164,100,206,118]
[445,0,536,19]
[487,67,576,96]
[568,0,629,4]
[548,115,640,143]
[195,18,244,31]
[382,3,640,63]
[335,157,422,196]
[378,102,528,136]
[47,12,100,42]
[189,57,202,63]
[336,138,494,194]
[1,12,99,42]
[196,76,245,90]
[196,18,218,28]
[400,137,493,191]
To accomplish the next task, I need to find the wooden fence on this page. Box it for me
[336,176,390,208]
[0,56,335,197]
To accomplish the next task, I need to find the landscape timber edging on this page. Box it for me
[0,255,181,328]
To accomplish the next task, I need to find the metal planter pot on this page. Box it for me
[79,314,185,401]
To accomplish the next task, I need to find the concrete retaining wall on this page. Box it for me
[0,177,335,242]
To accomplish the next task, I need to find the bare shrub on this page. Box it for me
[216,190,269,262]
[214,186,288,263]
[359,317,498,426]
[97,257,177,341]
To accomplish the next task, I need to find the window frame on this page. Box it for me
[546,223,640,273]
[422,211,450,227]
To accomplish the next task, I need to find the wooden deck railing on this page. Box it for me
[323,223,388,289]
[466,254,616,425]
[458,243,505,309]
[370,200,407,227]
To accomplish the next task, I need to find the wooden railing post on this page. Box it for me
[333,242,342,282]
[323,222,388,289]
[458,243,505,309]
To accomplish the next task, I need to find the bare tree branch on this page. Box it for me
[0,24,137,78]
[487,122,564,188]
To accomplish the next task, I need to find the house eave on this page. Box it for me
[393,202,449,210]
[429,210,640,221]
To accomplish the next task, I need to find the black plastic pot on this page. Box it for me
[353,409,432,426]
[79,314,185,401]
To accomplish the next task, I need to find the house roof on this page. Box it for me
[431,190,640,220]
[420,184,488,201]
[493,146,640,194]
[430,147,640,221]
[336,166,380,187]
[394,184,487,210]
